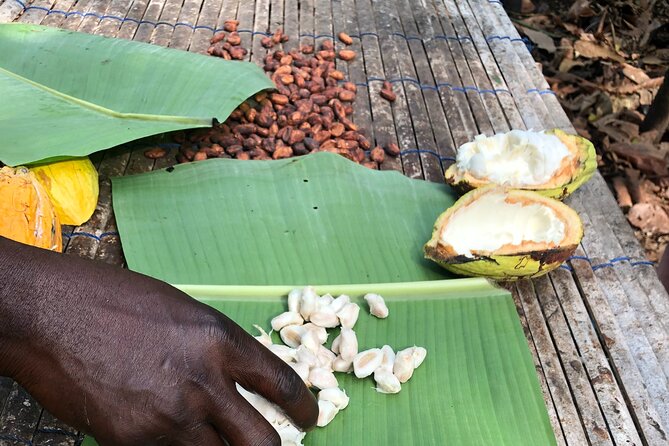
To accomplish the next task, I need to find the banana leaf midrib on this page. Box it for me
[0,65,214,126]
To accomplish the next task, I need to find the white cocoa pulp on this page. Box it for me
[441,192,565,257]
[456,130,571,186]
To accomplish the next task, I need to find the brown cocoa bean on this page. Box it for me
[320,106,334,119]
[330,122,345,137]
[340,117,357,131]
[176,154,189,164]
[319,140,337,151]
[280,55,293,65]
[144,147,167,159]
[338,90,356,102]
[261,36,274,48]
[358,136,371,150]
[223,19,239,32]
[342,130,358,141]
[329,70,345,80]
[380,88,396,102]
[279,74,295,85]
[321,40,335,51]
[289,111,306,125]
[304,138,319,151]
[288,129,306,145]
[243,138,258,150]
[204,144,224,157]
[229,47,247,60]
[331,100,347,119]
[385,143,401,156]
[342,82,357,93]
[338,49,356,61]
[256,126,270,137]
[324,88,338,101]
[370,146,385,163]
[317,50,336,61]
[277,127,289,141]
[229,109,244,120]
[275,65,292,75]
[344,105,353,115]
[269,123,279,137]
[292,142,309,155]
[245,108,257,122]
[236,124,256,136]
[314,130,332,143]
[264,61,278,71]
[307,114,323,126]
[236,151,251,160]
[226,32,241,46]
[311,94,328,105]
[299,122,311,132]
[273,145,293,159]
[270,93,289,105]
[272,29,284,44]
[338,32,353,45]
[301,44,314,54]
[210,32,226,44]
[352,147,366,163]
[181,147,196,161]
[277,115,288,127]
[262,138,277,153]
[194,151,208,161]
[256,113,273,128]
[220,135,239,147]
[362,161,378,169]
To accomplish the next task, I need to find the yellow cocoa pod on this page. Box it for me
[0,166,62,251]
[31,157,99,226]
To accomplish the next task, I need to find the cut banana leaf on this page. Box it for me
[112,153,458,285]
[82,280,557,445]
[0,24,273,166]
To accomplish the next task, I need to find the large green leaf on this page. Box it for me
[0,24,274,166]
[112,153,457,285]
[82,281,557,445]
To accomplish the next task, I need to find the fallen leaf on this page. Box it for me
[609,142,668,176]
[574,39,626,63]
[520,26,556,53]
[627,203,669,233]
[622,63,651,84]
[568,0,596,20]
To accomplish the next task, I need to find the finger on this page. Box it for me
[207,380,281,446]
[219,317,318,430]
[172,423,227,446]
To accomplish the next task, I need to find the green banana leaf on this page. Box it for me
[112,153,458,285]
[82,280,557,446]
[0,24,274,166]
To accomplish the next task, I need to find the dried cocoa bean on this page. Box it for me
[319,140,337,151]
[270,93,290,105]
[380,88,396,102]
[289,111,306,125]
[256,126,270,137]
[342,82,357,93]
[261,36,274,48]
[307,114,323,126]
[144,147,167,159]
[292,142,309,155]
[304,137,320,151]
[329,70,345,80]
[338,90,356,102]
[245,108,257,122]
[273,145,293,159]
[358,135,371,150]
[330,122,345,137]
[181,147,196,161]
[384,143,401,156]
[176,154,189,164]
[362,161,378,169]
[301,44,314,54]
[280,55,293,65]
[338,50,356,61]
[269,123,279,137]
[220,135,239,147]
[314,130,332,143]
[194,151,208,161]
[262,138,277,153]
[338,32,353,45]
[236,124,256,136]
[243,138,258,150]
[204,144,224,157]
[342,130,358,141]
[272,29,284,44]
[229,47,247,60]
[370,146,385,163]
[236,151,251,160]
[227,32,241,46]
[340,117,357,131]
[311,94,328,105]
[223,19,239,32]
[211,32,226,44]
[321,40,335,51]
[279,74,295,85]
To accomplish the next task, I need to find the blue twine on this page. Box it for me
[562,255,656,272]
[527,88,557,96]
[35,427,79,437]
[62,231,119,242]
[400,149,455,164]
[11,0,525,47]
[349,77,512,96]
[0,434,32,446]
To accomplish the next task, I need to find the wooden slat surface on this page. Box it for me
[1,0,668,444]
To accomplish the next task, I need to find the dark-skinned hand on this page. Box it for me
[0,236,318,445]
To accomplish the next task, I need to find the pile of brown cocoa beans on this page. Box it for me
[145,23,400,168]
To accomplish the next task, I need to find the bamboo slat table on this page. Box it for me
[1,0,668,444]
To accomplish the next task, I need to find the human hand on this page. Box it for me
[0,236,318,445]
